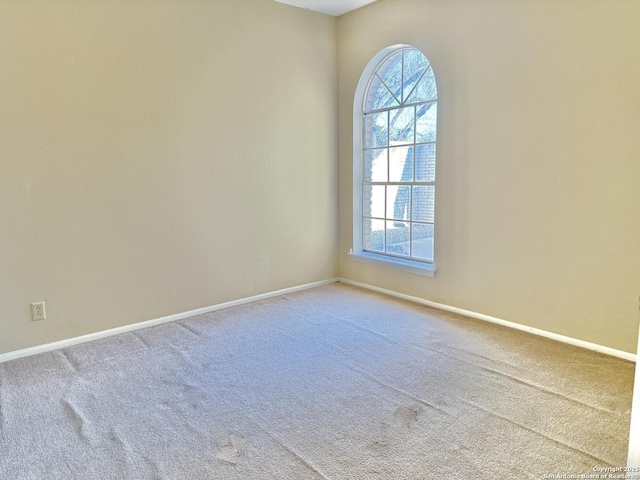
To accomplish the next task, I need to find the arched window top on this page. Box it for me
[364,47,437,112]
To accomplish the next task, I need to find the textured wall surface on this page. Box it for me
[0,0,338,354]
[338,0,640,353]
[2,0,638,356]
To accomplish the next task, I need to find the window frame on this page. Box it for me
[351,45,437,278]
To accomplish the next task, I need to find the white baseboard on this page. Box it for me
[338,277,636,363]
[0,278,339,365]
[3,276,634,364]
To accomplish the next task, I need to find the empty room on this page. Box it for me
[1,0,639,478]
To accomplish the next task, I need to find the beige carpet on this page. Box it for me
[0,283,633,479]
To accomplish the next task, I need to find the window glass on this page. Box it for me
[358,47,437,265]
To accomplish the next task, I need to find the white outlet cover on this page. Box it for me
[31,301,46,321]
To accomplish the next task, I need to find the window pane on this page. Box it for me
[377,51,403,102]
[365,111,388,148]
[402,49,428,103]
[365,75,399,111]
[363,185,385,218]
[412,186,435,223]
[406,66,437,103]
[387,185,410,221]
[415,103,437,143]
[386,221,410,256]
[364,218,385,252]
[389,107,414,144]
[365,149,387,182]
[412,223,434,261]
[389,146,413,182]
[415,144,436,182]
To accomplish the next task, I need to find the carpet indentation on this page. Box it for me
[214,431,247,465]
[394,405,419,427]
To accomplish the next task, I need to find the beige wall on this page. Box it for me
[2,0,638,357]
[338,0,640,353]
[0,0,338,354]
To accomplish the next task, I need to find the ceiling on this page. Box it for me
[273,0,378,17]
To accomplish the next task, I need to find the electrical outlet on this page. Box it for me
[31,301,46,321]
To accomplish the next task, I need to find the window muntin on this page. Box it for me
[360,47,437,265]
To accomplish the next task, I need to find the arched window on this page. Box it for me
[352,45,437,277]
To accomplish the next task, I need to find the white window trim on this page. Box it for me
[351,44,436,278]
[349,250,436,277]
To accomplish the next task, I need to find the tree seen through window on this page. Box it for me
[361,47,437,263]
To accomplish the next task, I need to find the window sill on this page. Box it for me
[349,251,436,278]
